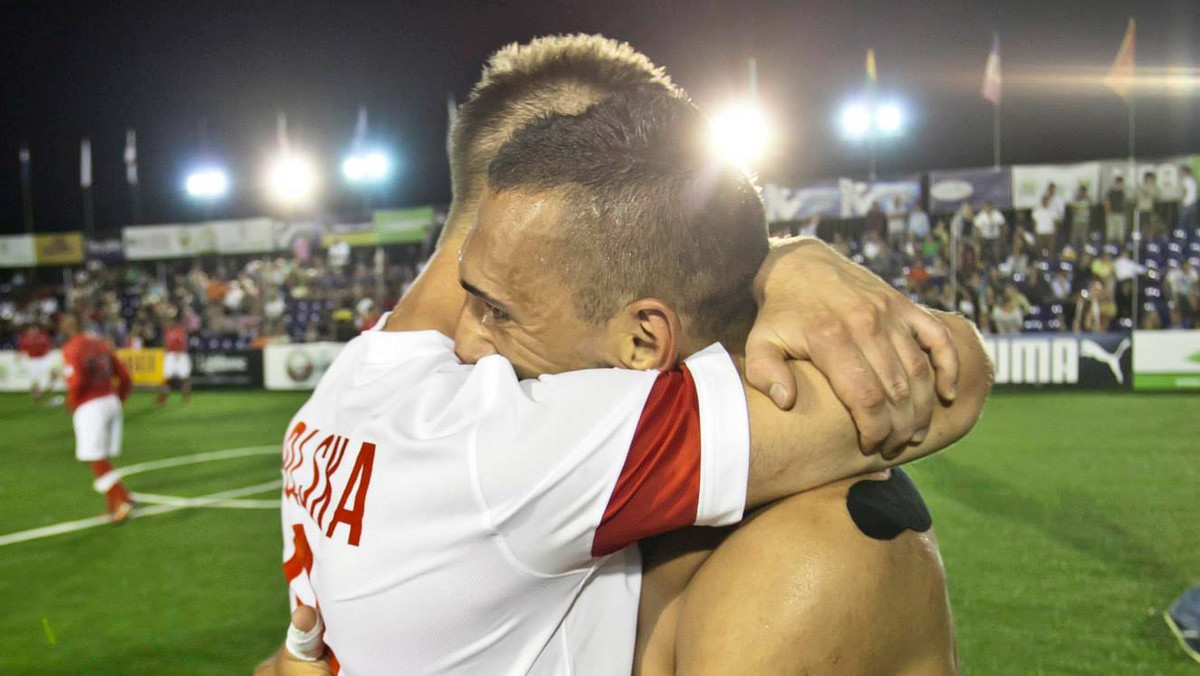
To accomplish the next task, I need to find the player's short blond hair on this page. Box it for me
[443,34,678,242]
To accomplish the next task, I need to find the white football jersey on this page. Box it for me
[280,325,749,675]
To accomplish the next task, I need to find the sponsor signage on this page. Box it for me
[33,233,84,265]
[115,348,165,386]
[264,342,346,390]
[1011,162,1101,209]
[374,206,435,244]
[0,350,66,392]
[928,167,1013,213]
[983,332,1131,389]
[762,182,843,223]
[1133,330,1200,390]
[838,176,923,218]
[191,350,264,389]
[0,235,38,268]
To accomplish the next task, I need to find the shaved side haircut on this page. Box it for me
[443,34,677,243]
[488,87,769,351]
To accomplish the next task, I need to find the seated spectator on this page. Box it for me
[992,289,1025,334]
[1090,250,1117,294]
[1049,272,1072,302]
[829,231,851,258]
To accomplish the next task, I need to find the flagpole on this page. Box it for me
[993,102,1001,169]
[19,146,34,234]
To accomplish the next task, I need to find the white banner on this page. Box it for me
[211,218,276,254]
[0,235,37,268]
[837,177,923,218]
[272,220,324,250]
[264,342,346,390]
[1099,156,1191,204]
[1011,162,1101,209]
[123,223,217,260]
[1133,330,1200,390]
[0,350,66,392]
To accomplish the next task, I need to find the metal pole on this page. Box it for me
[129,182,141,226]
[19,146,34,234]
[993,103,1001,169]
[82,188,95,240]
[748,58,758,100]
[869,135,877,181]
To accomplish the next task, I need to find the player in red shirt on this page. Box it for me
[158,307,192,405]
[17,322,59,405]
[60,314,135,523]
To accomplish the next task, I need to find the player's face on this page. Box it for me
[454,189,615,379]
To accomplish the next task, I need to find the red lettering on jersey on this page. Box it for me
[301,435,338,509]
[326,442,375,547]
[282,524,313,583]
[310,438,348,530]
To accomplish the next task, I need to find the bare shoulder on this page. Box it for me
[675,470,958,676]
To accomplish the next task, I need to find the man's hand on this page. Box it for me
[253,607,334,676]
[745,237,959,457]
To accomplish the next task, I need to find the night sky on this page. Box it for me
[1,0,1196,236]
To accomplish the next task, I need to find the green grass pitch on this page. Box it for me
[0,390,1197,675]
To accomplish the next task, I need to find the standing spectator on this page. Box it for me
[1043,182,1067,224]
[886,195,908,248]
[1073,280,1114,333]
[830,232,852,258]
[974,201,1006,263]
[863,200,886,238]
[1179,165,1198,233]
[1113,247,1142,319]
[950,202,975,243]
[1091,250,1117,295]
[1032,195,1058,256]
[1104,176,1129,243]
[1069,185,1092,250]
[908,204,930,241]
[1136,172,1160,238]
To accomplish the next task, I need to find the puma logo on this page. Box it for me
[1080,337,1131,384]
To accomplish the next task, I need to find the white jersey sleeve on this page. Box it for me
[471,343,750,576]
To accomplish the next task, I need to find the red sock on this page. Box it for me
[89,460,131,511]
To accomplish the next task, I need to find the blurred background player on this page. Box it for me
[60,314,135,523]
[158,306,192,405]
[18,320,60,406]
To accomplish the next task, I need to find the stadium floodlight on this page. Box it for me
[266,153,318,206]
[839,103,872,140]
[876,103,904,135]
[709,102,770,167]
[342,150,392,184]
[185,168,229,199]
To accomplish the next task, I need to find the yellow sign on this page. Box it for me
[34,233,84,265]
[115,348,165,386]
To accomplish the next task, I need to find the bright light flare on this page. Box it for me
[709,102,770,167]
[342,150,392,183]
[876,104,904,135]
[266,153,318,205]
[839,104,872,139]
[185,168,229,199]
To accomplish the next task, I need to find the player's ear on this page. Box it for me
[607,298,681,372]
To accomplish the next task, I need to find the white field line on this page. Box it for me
[0,445,284,548]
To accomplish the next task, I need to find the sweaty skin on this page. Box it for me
[636,470,957,676]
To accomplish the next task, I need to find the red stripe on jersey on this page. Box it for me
[591,366,702,557]
[283,524,313,583]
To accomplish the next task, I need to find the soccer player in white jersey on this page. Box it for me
[259,35,977,676]
[262,83,990,675]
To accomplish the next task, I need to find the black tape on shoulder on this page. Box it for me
[845,467,932,541]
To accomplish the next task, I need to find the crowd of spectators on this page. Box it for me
[3,166,1198,351]
[0,241,429,351]
[774,166,1200,336]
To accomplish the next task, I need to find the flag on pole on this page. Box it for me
[124,129,138,185]
[352,106,368,149]
[866,48,878,86]
[80,138,93,188]
[982,32,1002,105]
[276,113,290,152]
[1104,18,1136,100]
[19,145,31,187]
